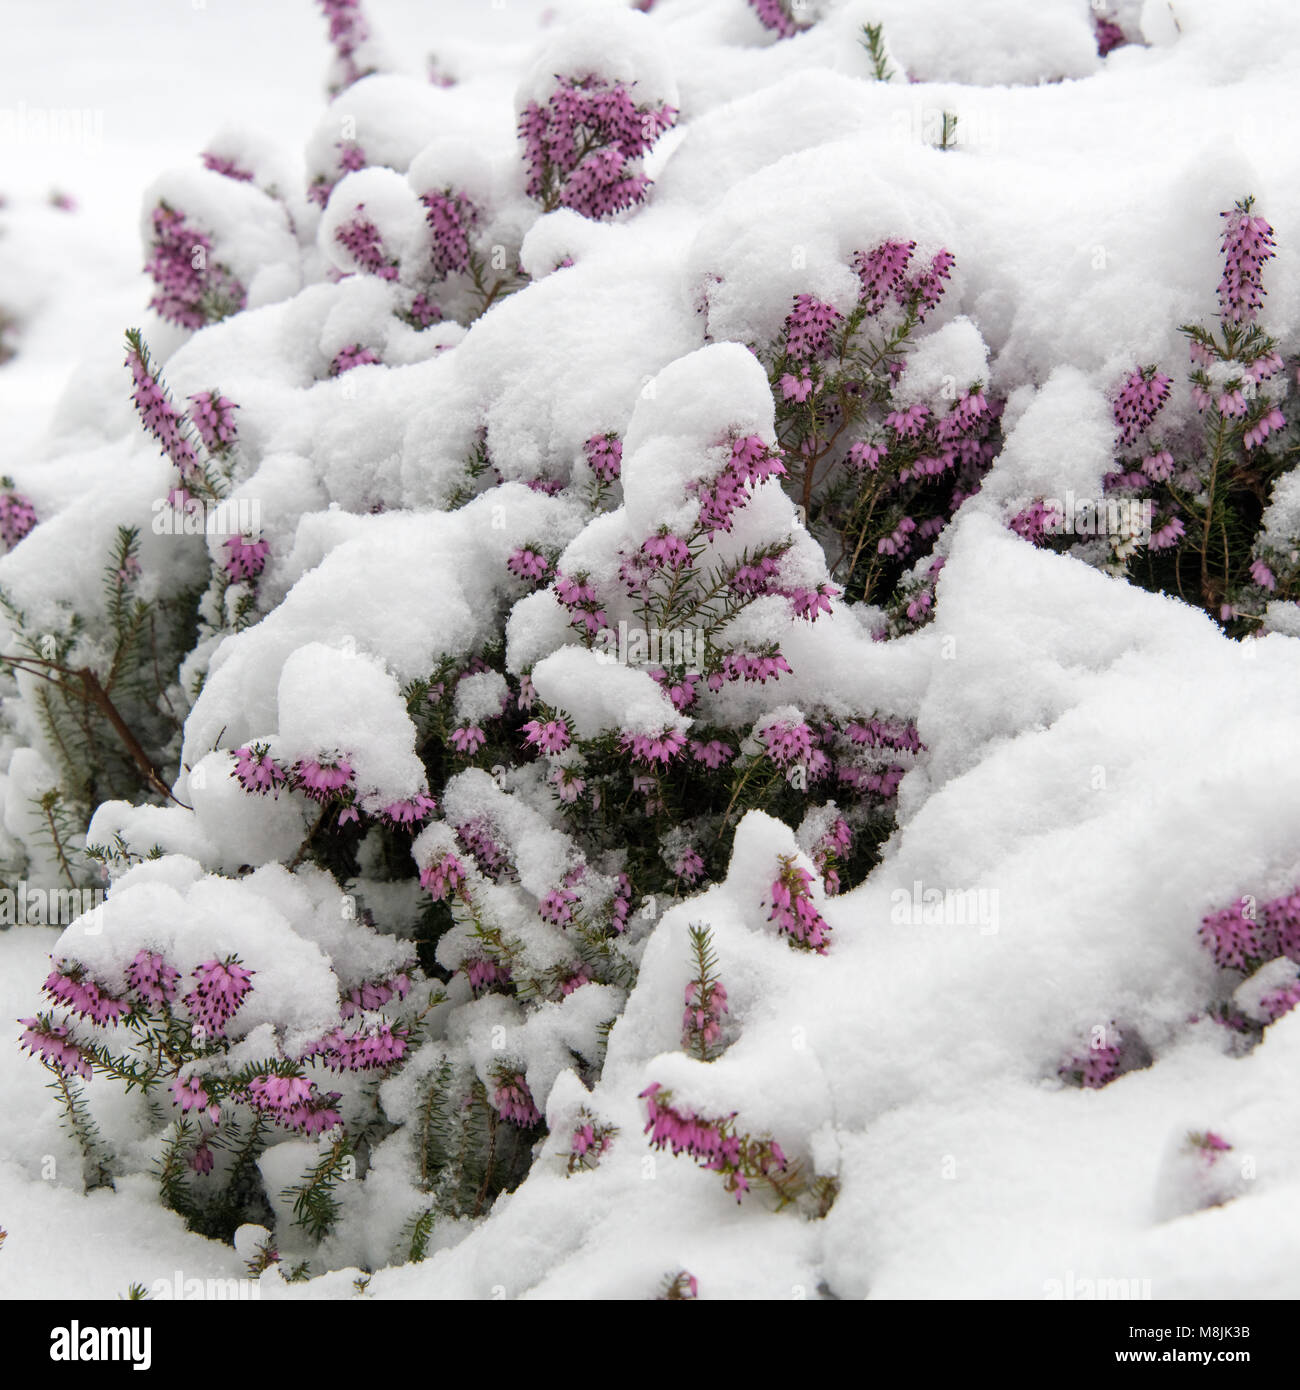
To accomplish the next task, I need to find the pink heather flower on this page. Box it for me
[642,532,692,569]
[674,847,705,883]
[293,756,353,801]
[172,1073,217,1117]
[494,1073,541,1127]
[1094,13,1126,56]
[1261,888,1300,962]
[288,1092,344,1136]
[126,950,181,1007]
[421,188,479,279]
[43,967,127,1027]
[723,650,793,684]
[1059,1029,1124,1089]
[223,535,269,582]
[379,794,436,828]
[246,1073,313,1114]
[1142,449,1174,481]
[787,584,836,621]
[317,0,376,91]
[848,439,887,470]
[409,292,441,328]
[523,718,571,755]
[1113,366,1173,450]
[420,851,466,901]
[335,204,400,280]
[450,724,487,755]
[555,572,600,608]
[910,249,955,321]
[885,403,929,439]
[1247,351,1283,383]
[1250,559,1277,591]
[769,858,831,952]
[730,555,782,596]
[877,515,917,557]
[1217,388,1248,418]
[190,1139,215,1175]
[183,958,254,1039]
[1244,407,1285,450]
[519,76,676,220]
[146,203,245,329]
[780,371,815,402]
[551,766,586,803]
[340,972,411,1017]
[1189,1130,1232,1162]
[18,1017,92,1079]
[1149,516,1185,550]
[761,720,814,767]
[1190,383,1213,412]
[683,979,728,1050]
[457,817,508,878]
[584,432,622,483]
[1199,898,1271,970]
[126,343,198,474]
[747,0,805,38]
[854,239,916,313]
[507,547,550,581]
[330,343,381,374]
[1189,339,1215,368]
[313,1021,409,1071]
[337,139,366,174]
[0,490,37,550]
[561,969,590,996]
[201,152,253,181]
[465,956,511,994]
[186,390,239,452]
[232,744,287,795]
[783,294,842,360]
[621,728,687,765]
[539,886,578,926]
[1259,980,1300,1023]
[690,739,733,770]
[1218,201,1276,326]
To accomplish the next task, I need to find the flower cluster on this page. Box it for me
[335,204,400,280]
[1058,1026,1125,1089]
[493,1070,542,1127]
[567,1108,616,1174]
[640,1083,790,1202]
[0,486,37,550]
[145,203,246,329]
[187,390,239,453]
[747,0,812,40]
[421,188,479,280]
[769,855,831,952]
[519,74,676,219]
[1218,199,1276,326]
[317,0,377,93]
[1200,888,1300,973]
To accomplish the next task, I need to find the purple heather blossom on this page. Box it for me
[190,1139,215,1175]
[201,152,253,182]
[43,967,127,1027]
[465,957,511,994]
[183,958,254,1039]
[1244,407,1285,450]
[0,490,37,550]
[620,728,687,765]
[421,188,479,279]
[721,650,792,684]
[519,75,676,220]
[145,204,245,329]
[1250,559,1277,590]
[539,886,578,926]
[854,239,916,312]
[783,294,842,360]
[522,718,571,755]
[1060,1028,1124,1089]
[172,1073,219,1121]
[787,583,836,621]
[341,972,411,1018]
[126,950,181,1007]
[1149,516,1185,550]
[450,724,487,755]
[18,1017,92,1079]
[187,390,239,452]
[379,794,437,828]
[1218,201,1276,326]
[420,851,465,901]
[1094,13,1127,56]
[674,847,705,883]
[747,0,808,40]
[223,535,269,582]
[293,756,353,801]
[780,371,815,402]
[769,859,830,952]
[409,292,441,328]
[885,403,929,439]
[848,439,887,470]
[584,432,622,482]
[690,738,733,770]
[507,547,550,581]
[1113,366,1172,450]
[126,344,198,475]
[683,977,727,1049]
[317,0,376,91]
[311,1020,408,1071]
[232,744,287,796]
[642,532,692,569]
[330,343,381,375]
[760,720,814,767]
[494,1073,541,1127]
[335,204,400,280]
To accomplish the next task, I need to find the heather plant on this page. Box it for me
[1198,887,1300,1037]
[1014,199,1296,631]
[145,202,247,329]
[754,242,1002,618]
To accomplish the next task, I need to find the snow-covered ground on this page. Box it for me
[2,0,1300,1300]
